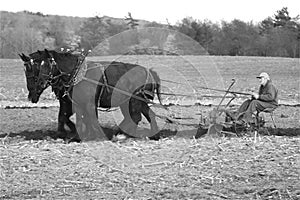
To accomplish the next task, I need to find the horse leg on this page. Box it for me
[119,100,142,136]
[65,113,81,142]
[128,99,143,136]
[141,102,159,134]
[74,106,86,140]
[118,102,132,135]
[80,101,107,141]
[57,99,68,138]
[129,110,142,136]
[66,119,76,134]
[72,75,107,141]
[56,99,79,142]
[63,99,78,137]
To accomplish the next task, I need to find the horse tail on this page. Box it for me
[149,68,162,105]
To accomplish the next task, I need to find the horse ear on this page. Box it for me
[19,53,29,61]
[18,53,24,60]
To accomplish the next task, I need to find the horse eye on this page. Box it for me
[41,61,45,66]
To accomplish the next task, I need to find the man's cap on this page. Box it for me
[257,72,270,80]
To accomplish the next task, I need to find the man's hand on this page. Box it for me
[251,92,259,99]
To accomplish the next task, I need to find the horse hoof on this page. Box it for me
[112,134,127,142]
[56,131,68,139]
[64,137,81,143]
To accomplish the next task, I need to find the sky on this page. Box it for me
[0,0,299,24]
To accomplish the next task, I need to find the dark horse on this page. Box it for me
[19,49,162,141]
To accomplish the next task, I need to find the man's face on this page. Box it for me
[259,77,267,86]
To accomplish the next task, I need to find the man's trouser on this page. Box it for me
[238,99,277,122]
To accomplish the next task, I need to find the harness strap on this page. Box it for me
[97,66,109,107]
[135,68,155,99]
[81,76,153,105]
[50,55,89,99]
[102,67,109,92]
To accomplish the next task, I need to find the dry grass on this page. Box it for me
[1,136,300,199]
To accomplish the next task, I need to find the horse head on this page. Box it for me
[19,52,42,103]
[19,50,56,103]
[21,48,89,103]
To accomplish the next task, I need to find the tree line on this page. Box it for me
[0,7,299,58]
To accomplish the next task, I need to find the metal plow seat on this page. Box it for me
[256,106,278,129]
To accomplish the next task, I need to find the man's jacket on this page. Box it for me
[258,80,278,105]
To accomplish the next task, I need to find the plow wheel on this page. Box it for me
[233,112,247,136]
[233,121,247,136]
[233,112,261,136]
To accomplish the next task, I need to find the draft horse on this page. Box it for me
[19,49,162,141]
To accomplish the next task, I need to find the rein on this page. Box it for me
[161,79,252,96]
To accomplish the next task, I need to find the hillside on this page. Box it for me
[0,11,158,58]
[1,7,299,58]
[0,10,152,30]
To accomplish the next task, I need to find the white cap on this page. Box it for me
[257,72,270,80]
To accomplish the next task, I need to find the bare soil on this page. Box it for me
[1,104,300,199]
[1,56,299,199]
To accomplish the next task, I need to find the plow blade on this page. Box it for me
[207,123,224,137]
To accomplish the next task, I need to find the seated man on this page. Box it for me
[229,72,278,123]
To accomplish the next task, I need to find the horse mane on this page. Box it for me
[29,51,45,61]
[51,50,79,60]
[28,50,78,61]
[49,50,83,73]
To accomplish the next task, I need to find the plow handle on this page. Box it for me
[217,79,236,110]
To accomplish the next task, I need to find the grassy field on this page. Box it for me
[1,55,299,104]
[0,55,300,199]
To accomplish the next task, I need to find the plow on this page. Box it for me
[19,48,277,140]
[159,78,272,138]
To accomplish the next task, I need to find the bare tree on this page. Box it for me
[124,12,139,29]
